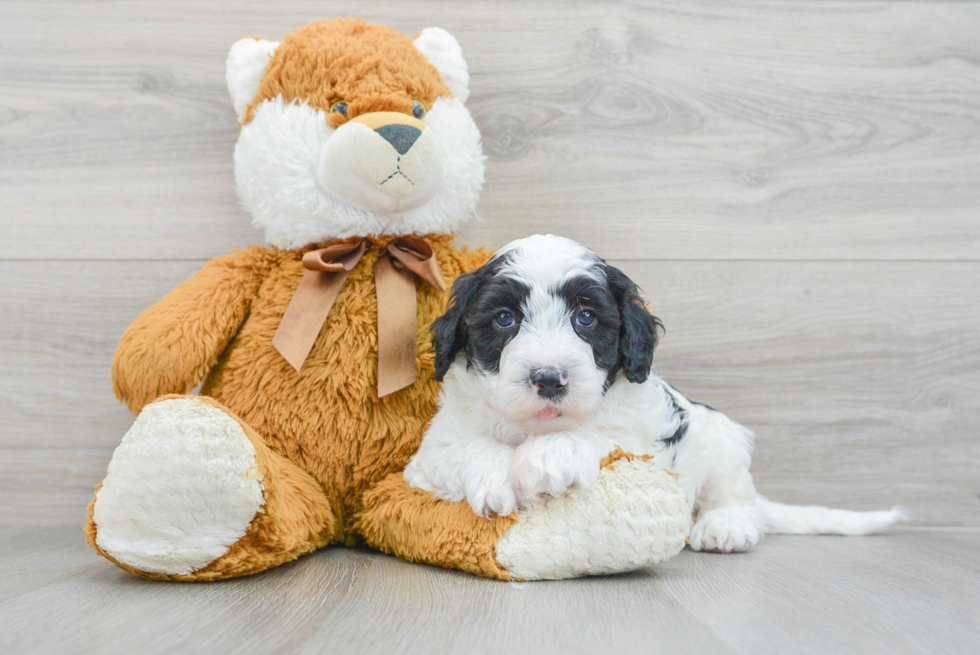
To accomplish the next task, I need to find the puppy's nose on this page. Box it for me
[375,124,421,155]
[530,368,567,399]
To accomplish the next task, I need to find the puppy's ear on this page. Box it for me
[605,264,663,383]
[431,267,485,381]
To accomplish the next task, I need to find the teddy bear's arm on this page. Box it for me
[112,250,265,413]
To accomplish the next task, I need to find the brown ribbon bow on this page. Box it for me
[272,236,447,397]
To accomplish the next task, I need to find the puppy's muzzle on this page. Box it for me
[530,368,568,400]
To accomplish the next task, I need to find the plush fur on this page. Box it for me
[235,94,483,247]
[87,20,691,582]
[89,237,495,578]
[406,235,908,554]
[495,452,691,580]
[92,397,265,575]
[232,19,485,249]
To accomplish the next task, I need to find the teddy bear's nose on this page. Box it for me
[375,123,422,155]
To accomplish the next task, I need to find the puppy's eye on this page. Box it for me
[412,101,426,119]
[493,311,516,329]
[330,101,348,116]
[575,310,596,328]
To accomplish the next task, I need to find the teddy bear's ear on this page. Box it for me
[413,27,470,103]
[226,38,281,122]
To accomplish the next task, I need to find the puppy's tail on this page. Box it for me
[756,495,909,535]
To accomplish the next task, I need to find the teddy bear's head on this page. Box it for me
[226,19,485,249]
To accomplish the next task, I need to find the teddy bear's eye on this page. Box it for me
[330,101,348,116]
[412,101,426,119]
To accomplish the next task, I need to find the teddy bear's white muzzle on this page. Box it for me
[318,114,444,215]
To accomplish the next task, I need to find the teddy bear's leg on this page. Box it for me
[356,471,518,580]
[86,395,335,581]
[355,450,691,581]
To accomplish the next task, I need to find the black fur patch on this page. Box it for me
[431,250,665,386]
[691,399,718,412]
[662,421,688,448]
[553,275,621,374]
[661,393,688,448]
[463,274,530,375]
[668,383,718,414]
[603,263,663,383]
[430,254,530,380]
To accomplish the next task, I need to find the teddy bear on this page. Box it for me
[85,18,691,582]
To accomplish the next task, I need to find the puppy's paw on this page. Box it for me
[512,434,601,508]
[465,456,518,518]
[690,506,761,553]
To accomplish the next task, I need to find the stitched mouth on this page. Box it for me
[379,156,415,187]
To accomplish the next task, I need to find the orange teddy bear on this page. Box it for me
[85,19,690,582]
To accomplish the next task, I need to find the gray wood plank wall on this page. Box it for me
[1,0,978,535]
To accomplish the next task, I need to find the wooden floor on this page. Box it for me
[1,0,978,653]
[1,525,978,654]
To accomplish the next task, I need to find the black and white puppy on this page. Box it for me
[404,234,905,552]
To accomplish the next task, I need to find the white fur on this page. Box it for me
[756,497,909,536]
[226,38,280,122]
[414,27,470,103]
[495,234,602,286]
[489,236,610,435]
[403,376,521,516]
[496,459,691,580]
[92,398,265,575]
[406,234,906,570]
[234,95,484,248]
[318,120,443,214]
[511,432,601,507]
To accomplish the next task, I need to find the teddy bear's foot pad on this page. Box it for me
[495,458,691,580]
[92,397,265,575]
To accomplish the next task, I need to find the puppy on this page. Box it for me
[405,235,906,552]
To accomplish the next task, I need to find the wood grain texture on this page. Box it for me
[1,0,979,260]
[2,0,979,651]
[0,525,978,654]
[1,259,977,526]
